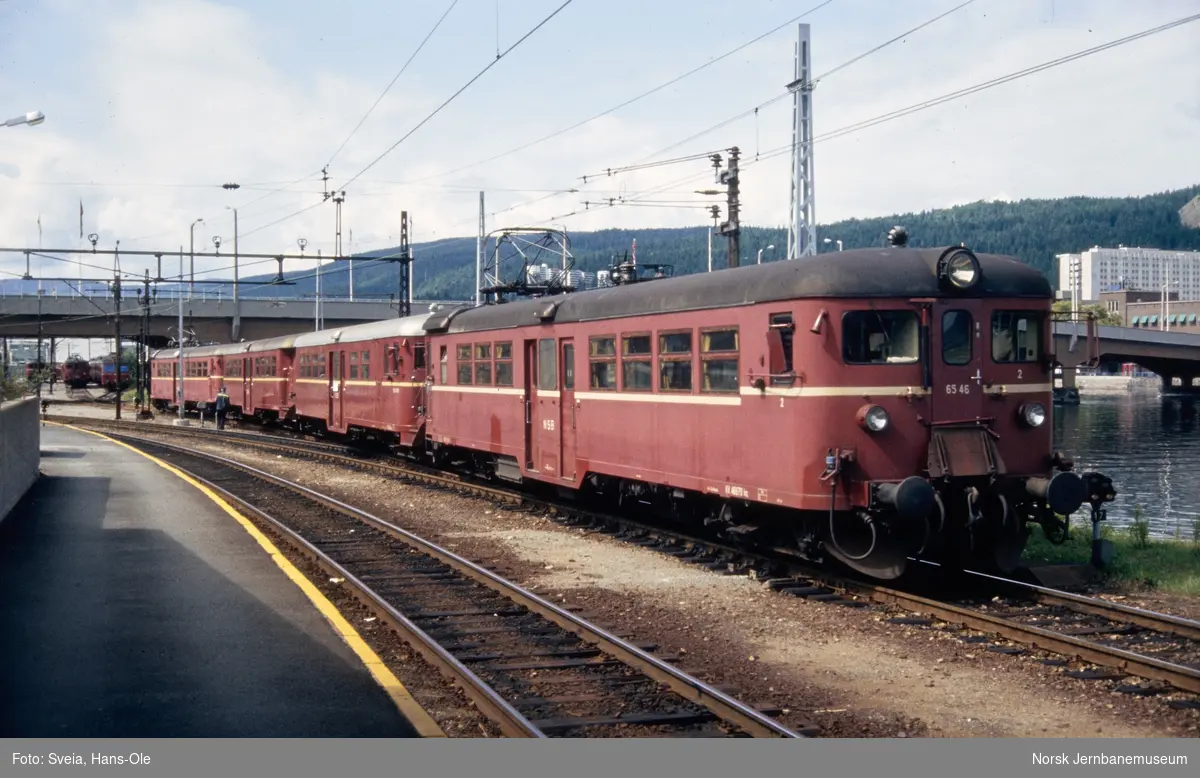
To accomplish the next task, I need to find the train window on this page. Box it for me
[767,314,794,385]
[318,354,326,379]
[842,311,920,365]
[360,350,370,380]
[701,359,737,392]
[658,331,693,392]
[539,338,557,391]
[701,329,738,353]
[440,346,448,383]
[622,334,651,356]
[623,360,651,391]
[457,342,473,384]
[589,336,616,357]
[621,333,652,391]
[387,345,399,375]
[349,351,359,380]
[659,331,691,354]
[475,343,491,360]
[589,336,617,390]
[495,342,513,386]
[270,356,277,376]
[700,328,739,393]
[475,360,492,385]
[991,311,1042,363]
[660,360,692,392]
[563,344,574,390]
[414,343,427,370]
[942,310,973,365]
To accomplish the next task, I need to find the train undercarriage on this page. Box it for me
[151,403,1115,582]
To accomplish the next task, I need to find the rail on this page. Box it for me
[87,427,804,738]
[56,415,1200,700]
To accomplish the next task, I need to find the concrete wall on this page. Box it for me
[0,397,40,523]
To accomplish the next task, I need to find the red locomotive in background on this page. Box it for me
[151,239,1111,580]
[61,355,92,389]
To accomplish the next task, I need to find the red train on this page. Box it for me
[62,355,92,389]
[151,242,1109,580]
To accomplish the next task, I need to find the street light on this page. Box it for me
[189,218,204,296]
[756,244,776,264]
[823,237,843,252]
[3,110,44,128]
[225,196,241,341]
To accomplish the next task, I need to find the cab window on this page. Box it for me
[992,311,1041,363]
[942,310,972,366]
[843,311,920,364]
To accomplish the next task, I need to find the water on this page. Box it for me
[1054,392,1200,540]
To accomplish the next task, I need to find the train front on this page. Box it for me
[822,245,1115,579]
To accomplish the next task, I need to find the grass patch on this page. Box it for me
[1023,511,1200,596]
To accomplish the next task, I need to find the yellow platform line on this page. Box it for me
[51,422,447,738]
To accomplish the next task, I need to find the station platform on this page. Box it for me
[0,424,435,737]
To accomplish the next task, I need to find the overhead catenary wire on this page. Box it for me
[335,0,577,193]
[325,0,461,168]
[639,0,984,162]
[400,0,838,185]
[528,9,1200,227]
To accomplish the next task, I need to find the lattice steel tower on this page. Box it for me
[787,24,816,259]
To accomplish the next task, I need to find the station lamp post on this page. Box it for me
[823,237,843,252]
[756,244,775,265]
[189,218,204,296]
[2,110,44,128]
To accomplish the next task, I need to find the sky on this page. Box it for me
[1,0,1198,299]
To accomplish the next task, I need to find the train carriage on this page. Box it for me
[420,244,1096,579]
[146,238,1112,583]
[289,315,432,444]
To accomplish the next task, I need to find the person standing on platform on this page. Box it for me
[215,385,230,430]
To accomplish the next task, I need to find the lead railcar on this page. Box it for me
[421,241,1099,579]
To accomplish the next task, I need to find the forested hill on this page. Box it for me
[227,184,1200,301]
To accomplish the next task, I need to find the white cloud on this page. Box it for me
[1,0,1197,289]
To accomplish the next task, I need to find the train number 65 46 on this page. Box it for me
[945,384,970,395]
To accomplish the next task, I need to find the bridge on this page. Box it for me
[0,289,465,345]
[1053,322,1200,392]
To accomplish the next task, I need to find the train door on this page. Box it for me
[931,299,986,423]
[242,358,251,410]
[559,339,576,480]
[533,337,559,477]
[328,349,344,430]
[172,361,179,409]
[522,340,537,471]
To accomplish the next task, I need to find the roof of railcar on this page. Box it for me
[290,313,434,348]
[424,246,1052,335]
[152,313,437,360]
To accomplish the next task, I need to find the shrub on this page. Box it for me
[1127,504,1151,550]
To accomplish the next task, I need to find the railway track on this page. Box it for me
[92,428,804,739]
[56,416,1200,706]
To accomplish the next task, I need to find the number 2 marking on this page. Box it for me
[1017,369,1023,379]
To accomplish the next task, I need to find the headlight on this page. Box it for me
[1020,402,1046,427]
[938,248,982,291]
[858,404,889,432]
[945,252,980,288]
